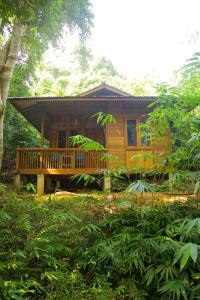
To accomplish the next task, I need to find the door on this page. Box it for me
[85,128,105,147]
[58,129,67,148]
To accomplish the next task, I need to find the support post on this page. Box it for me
[37,174,45,196]
[16,148,19,170]
[14,174,21,191]
[103,176,111,192]
[40,113,45,148]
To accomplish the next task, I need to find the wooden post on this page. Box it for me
[16,147,20,169]
[104,176,111,192]
[40,113,45,148]
[37,174,45,196]
[71,151,75,169]
[39,149,43,169]
[39,114,45,170]
[14,174,21,191]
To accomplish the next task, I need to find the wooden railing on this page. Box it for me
[16,148,107,171]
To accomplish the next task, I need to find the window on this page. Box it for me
[127,120,137,146]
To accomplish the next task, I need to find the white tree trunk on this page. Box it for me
[0,110,4,170]
[0,20,26,171]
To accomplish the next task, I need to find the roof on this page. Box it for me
[79,82,132,97]
[9,83,157,102]
[8,83,157,137]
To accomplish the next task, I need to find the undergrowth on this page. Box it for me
[0,184,200,299]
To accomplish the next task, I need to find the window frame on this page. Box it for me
[125,116,151,150]
[126,119,138,148]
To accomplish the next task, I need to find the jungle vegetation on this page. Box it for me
[0,2,200,299]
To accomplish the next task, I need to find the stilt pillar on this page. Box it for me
[14,174,21,191]
[37,174,45,196]
[103,176,111,192]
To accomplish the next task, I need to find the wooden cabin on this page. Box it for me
[9,83,170,195]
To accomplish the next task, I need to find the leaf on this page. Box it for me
[70,134,105,150]
[126,180,155,193]
[174,243,199,271]
[0,210,12,221]
[70,173,101,187]
[159,280,187,300]
[91,112,116,126]
[194,181,200,194]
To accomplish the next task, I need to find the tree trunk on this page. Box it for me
[0,110,4,170]
[0,20,26,172]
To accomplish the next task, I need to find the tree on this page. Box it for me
[2,63,41,171]
[0,0,93,170]
[93,57,118,76]
[146,52,200,171]
[72,43,93,73]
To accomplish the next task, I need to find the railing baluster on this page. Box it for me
[15,148,107,171]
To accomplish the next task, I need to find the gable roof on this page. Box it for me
[79,83,131,97]
[9,83,157,136]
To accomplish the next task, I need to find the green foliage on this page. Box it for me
[1,184,200,298]
[126,180,155,193]
[146,52,200,171]
[72,43,93,73]
[70,134,105,150]
[174,242,199,271]
[93,57,119,76]
[25,182,37,193]
[1,0,93,170]
[3,104,41,170]
[91,112,116,126]
[70,173,101,187]
[0,0,93,45]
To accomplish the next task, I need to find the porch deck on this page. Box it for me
[16,148,107,175]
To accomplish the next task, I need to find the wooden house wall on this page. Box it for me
[106,104,170,170]
[49,114,105,148]
[47,101,170,171]
[106,102,126,168]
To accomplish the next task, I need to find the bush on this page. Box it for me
[0,184,200,299]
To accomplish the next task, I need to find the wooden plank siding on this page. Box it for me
[106,105,171,170]
[106,102,126,168]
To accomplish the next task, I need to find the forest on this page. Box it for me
[0,1,200,299]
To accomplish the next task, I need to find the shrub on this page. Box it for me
[0,183,200,299]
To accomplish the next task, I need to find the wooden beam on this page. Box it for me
[16,168,105,175]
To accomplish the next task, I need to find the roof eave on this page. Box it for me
[9,96,157,102]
